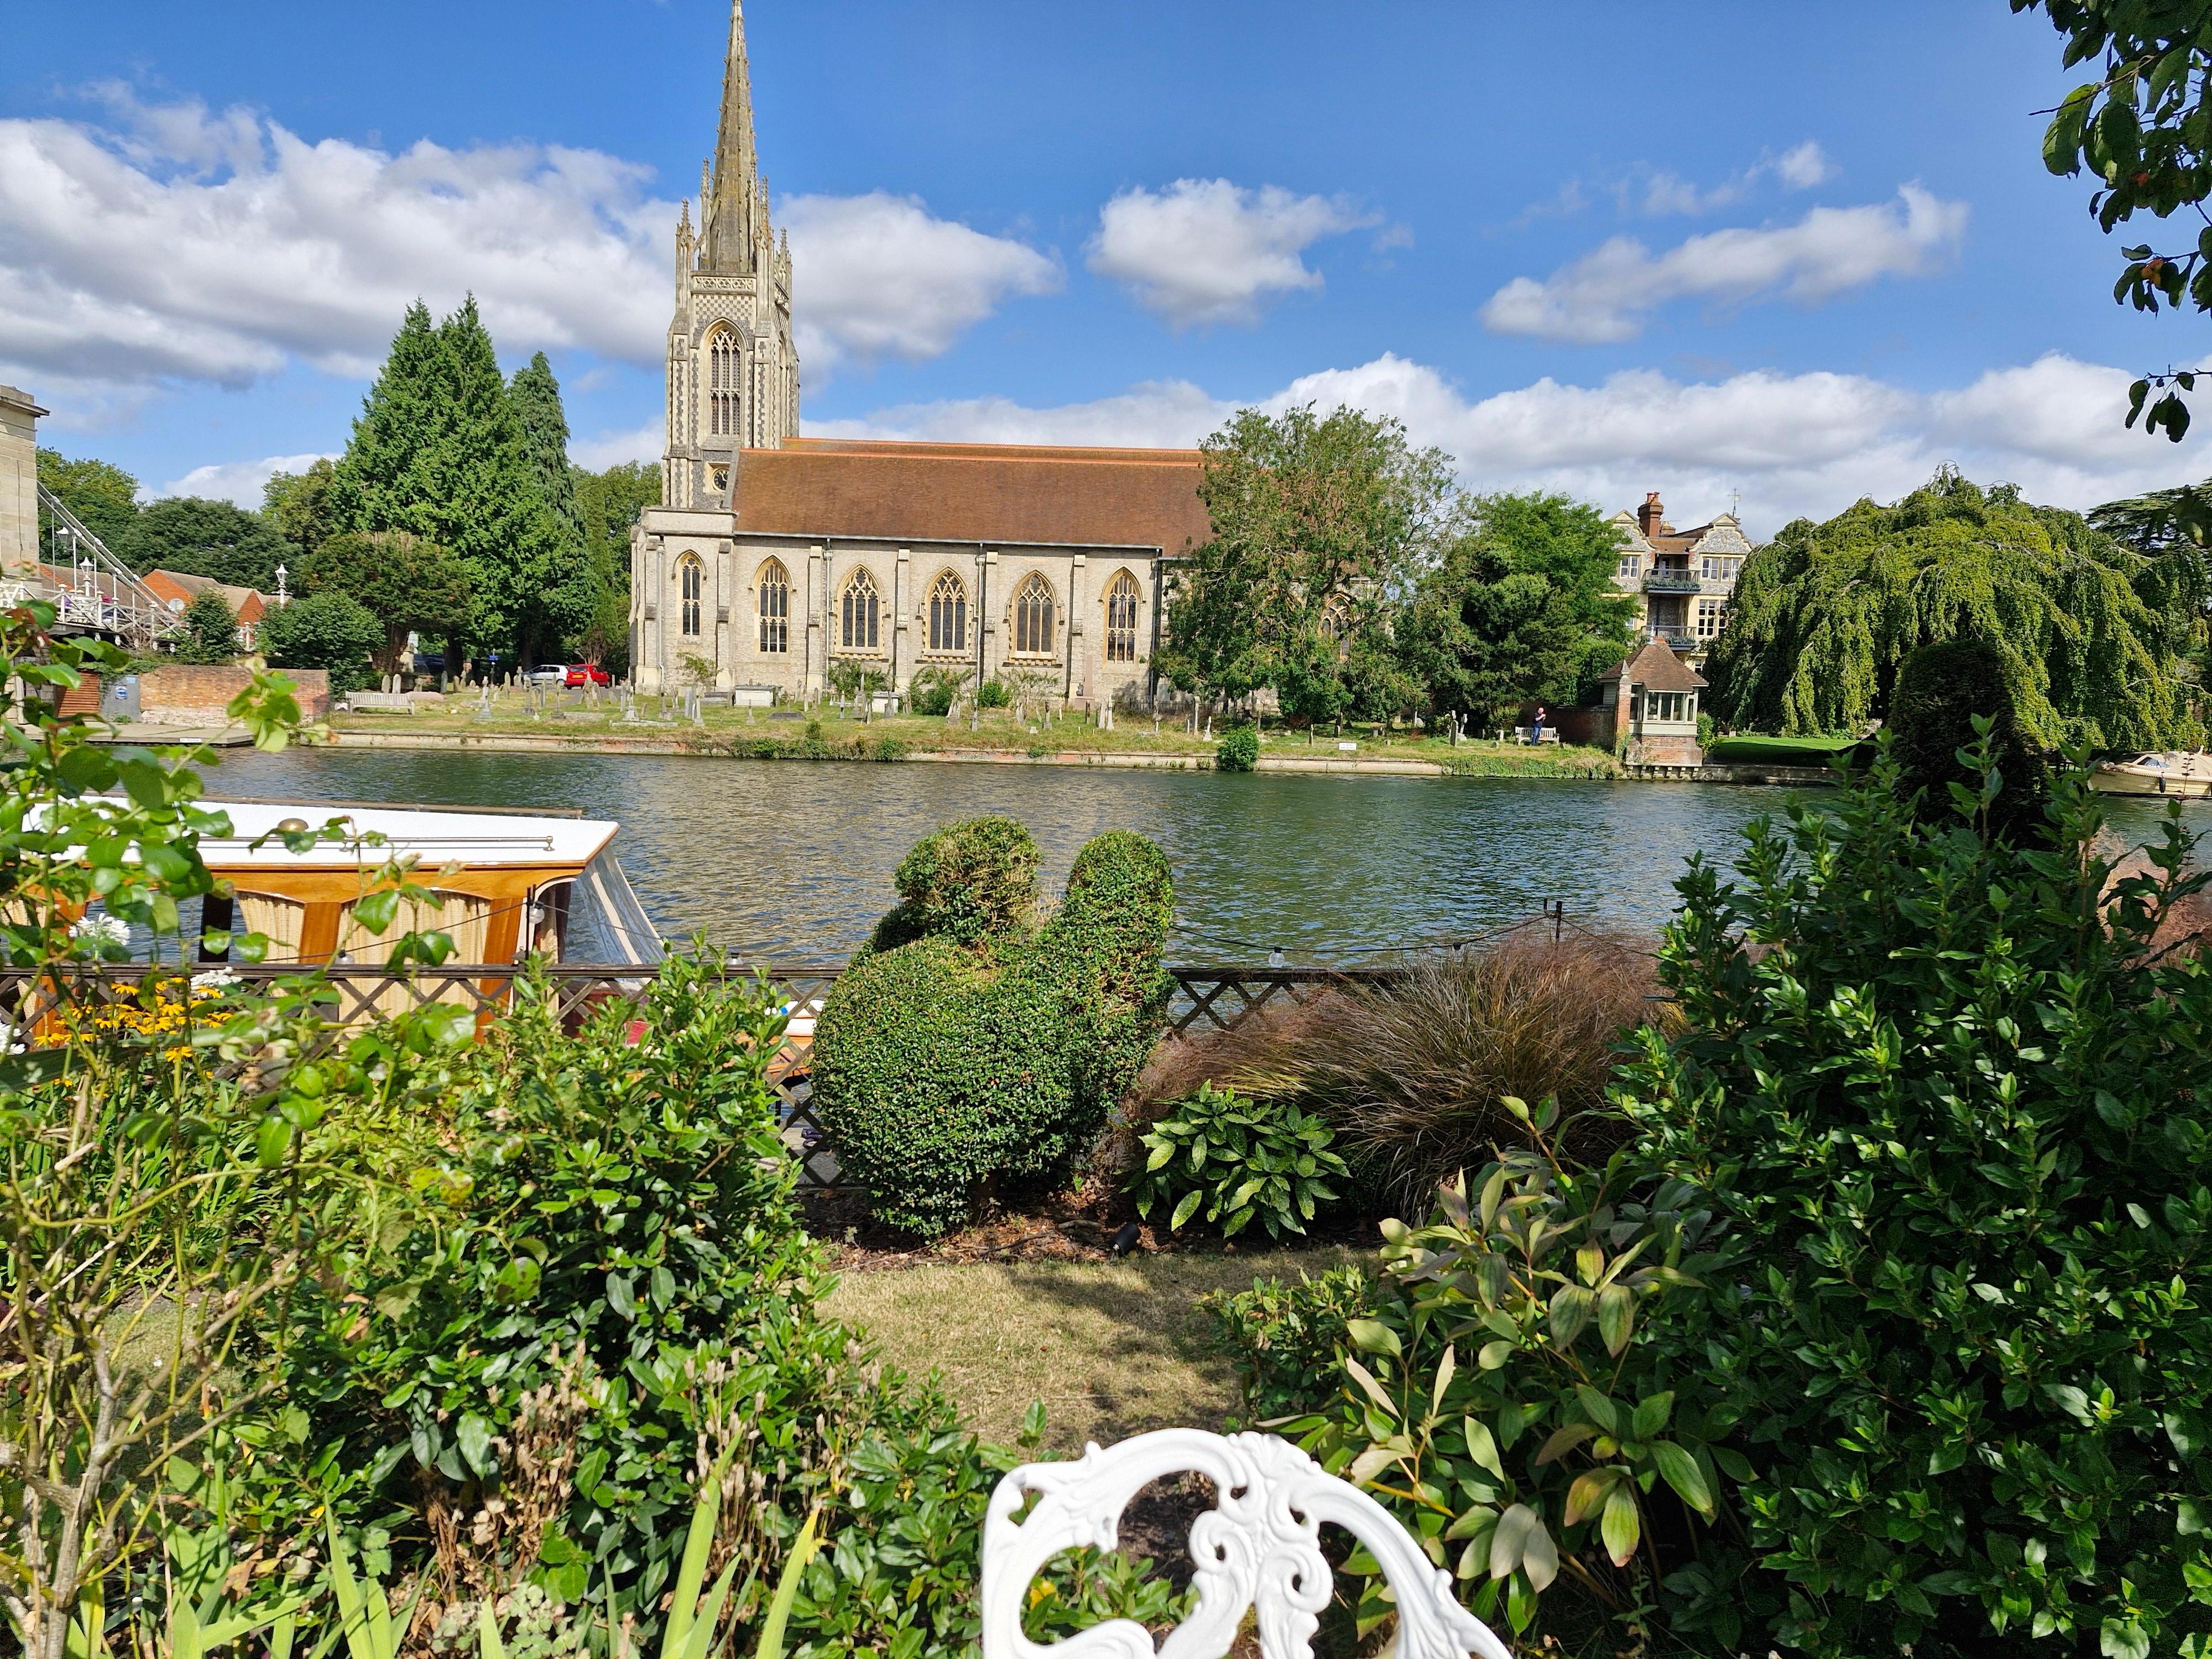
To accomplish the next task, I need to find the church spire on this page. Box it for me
[702,0,763,273]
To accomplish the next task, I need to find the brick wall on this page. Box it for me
[138,665,330,725]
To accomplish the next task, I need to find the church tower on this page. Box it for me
[661,0,799,510]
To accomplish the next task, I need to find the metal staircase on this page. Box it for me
[18,487,180,651]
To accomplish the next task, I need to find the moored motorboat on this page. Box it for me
[2090,752,2212,799]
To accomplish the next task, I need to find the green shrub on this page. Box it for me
[1130,1083,1348,1241]
[274,954,900,1629]
[1887,635,2049,841]
[974,677,1011,709]
[260,589,383,694]
[1615,739,2212,1657]
[1203,1264,1374,1423]
[173,587,239,665]
[1262,1103,1735,1648]
[865,814,1040,954]
[1214,724,1259,771]
[906,667,965,717]
[787,1405,1188,1659]
[1275,738,2212,1656]
[813,823,1173,1237]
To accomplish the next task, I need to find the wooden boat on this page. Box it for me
[2089,753,2212,799]
[192,799,626,966]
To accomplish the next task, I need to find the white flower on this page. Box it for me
[190,968,241,993]
[69,914,130,949]
[0,1022,24,1056]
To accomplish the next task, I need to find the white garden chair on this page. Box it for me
[981,1430,1512,1659]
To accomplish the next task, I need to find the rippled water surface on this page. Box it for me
[197,748,2200,964]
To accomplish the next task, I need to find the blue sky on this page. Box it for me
[7,0,2209,535]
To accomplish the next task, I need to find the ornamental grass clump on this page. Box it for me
[1162,932,1656,1208]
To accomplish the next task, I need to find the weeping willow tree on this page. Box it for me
[1706,468,2203,749]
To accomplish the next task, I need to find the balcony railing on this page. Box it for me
[1642,568,1700,593]
[1649,628,1700,651]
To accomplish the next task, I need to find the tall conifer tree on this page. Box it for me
[507,353,595,666]
[429,296,542,665]
[329,301,441,538]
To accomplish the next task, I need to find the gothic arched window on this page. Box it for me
[1013,573,1055,656]
[757,558,789,654]
[840,569,880,651]
[679,556,703,638]
[707,327,742,439]
[1321,596,1353,653]
[928,570,968,654]
[1103,570,1140,662]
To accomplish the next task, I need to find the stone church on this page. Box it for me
[630,2,1208,703]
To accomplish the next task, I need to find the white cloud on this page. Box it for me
[821,351,2211,538]
[571,420,666,471]
[153,450,334,508]
[781,191,1060,374]
[0,90,1055,416]
[0,88,678,405]
[810,378,1231,448]
[1632,140,1837,217]
[1087,179,1376,327]
[1772,140,1835,190]
[1482,184,1966,343]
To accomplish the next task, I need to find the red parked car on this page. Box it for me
[565,664,612,687]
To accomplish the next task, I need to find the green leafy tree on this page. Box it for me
[172,587,239,665]
[571,461,658,672]
[1161,405,1454,719]
[120,497,296,591]
[34,450,139,555]
[258,590,383,693]
[1707,468,2199,749]
[507,352,596,667]
[1401,493,1637,730]
[299,528,474,675]
[260,457,339,555]
[2015,1,2212,441]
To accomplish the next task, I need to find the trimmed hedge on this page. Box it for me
[1214,725,1259,772]
[813,820,1175,1237]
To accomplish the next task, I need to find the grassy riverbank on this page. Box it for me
[327,694,1621,776]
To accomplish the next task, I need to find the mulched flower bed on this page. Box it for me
[805,1172,1374,1272]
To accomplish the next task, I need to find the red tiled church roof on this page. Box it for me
[734,439,1213,552]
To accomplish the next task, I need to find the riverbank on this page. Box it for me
[319,700,1624,778]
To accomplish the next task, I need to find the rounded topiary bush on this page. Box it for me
[1215,724,1259,772]
[1887,636,2049,841]
[866,813,1040,954]
[813,818,1175,1237]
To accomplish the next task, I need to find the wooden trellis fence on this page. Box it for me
[0,959,1412,1194]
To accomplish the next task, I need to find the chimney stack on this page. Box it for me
[1637,491,1664,539]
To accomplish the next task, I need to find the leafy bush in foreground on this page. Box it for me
[814,821,1173,1236]
[276,955,907,1626]
[1223,737,2212,1657]
[1130,1082,1348,1241]
[1619,739,2212,1658]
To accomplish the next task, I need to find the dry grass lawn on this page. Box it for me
[825,1248,1358,1450]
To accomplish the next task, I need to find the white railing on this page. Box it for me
[24,487,181,650]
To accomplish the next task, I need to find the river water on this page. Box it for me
[194,748,2199,965]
